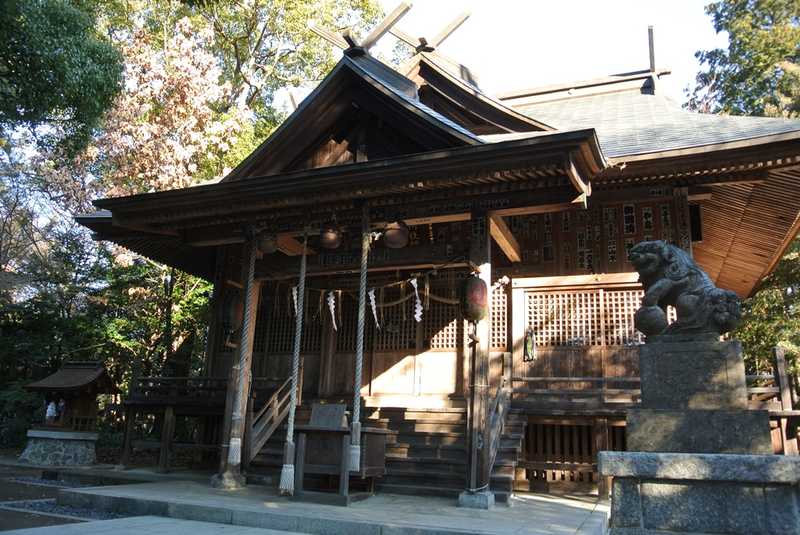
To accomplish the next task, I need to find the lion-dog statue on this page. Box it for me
[628,240,741,337]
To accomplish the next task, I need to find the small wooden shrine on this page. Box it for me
[77,6,800,502]
[20,361,115,466]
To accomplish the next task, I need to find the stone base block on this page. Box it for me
[457,490,494,509]
[639,337,747,410]
[18,429,98,466]
[599,451,800,535]
[626,409,772,454]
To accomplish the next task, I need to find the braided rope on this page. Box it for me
[286,233,308,441]
[353,224,370,428]
[227,236,257,466]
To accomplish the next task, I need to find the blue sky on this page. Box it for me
[375,0,728,104]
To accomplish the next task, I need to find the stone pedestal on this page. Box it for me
[458,490,495,509]
[19,429,98,466]
[601,336,800,535]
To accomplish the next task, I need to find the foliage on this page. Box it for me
[35,16,246,209]
[0,0,123,155]
[687,0,800,116]
[0,0,381,449]
[735,238,800,375]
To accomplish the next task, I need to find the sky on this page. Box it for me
[371,0,728,104]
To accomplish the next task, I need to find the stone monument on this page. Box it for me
[599,241,800,535]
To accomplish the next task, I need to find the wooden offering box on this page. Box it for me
[293,404,394,506]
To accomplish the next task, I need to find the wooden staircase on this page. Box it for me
[247,399,526,502]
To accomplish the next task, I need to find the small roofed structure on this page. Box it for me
[19,362,116,466]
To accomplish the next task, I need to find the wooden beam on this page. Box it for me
[362,1,412,50]
[489,215,521,263]
[388,26,424,50]
[431,11,470,47]
[277,234,317,256]
[489,200,584,218]
[307,20,348,49]
[564,154,591,196]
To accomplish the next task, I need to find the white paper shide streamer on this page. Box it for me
[409,278,423,323]
[327,290,337,331]
[291,286,298,316]
[368,289,380,329]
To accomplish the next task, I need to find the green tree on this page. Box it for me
[691,0,800,376]
[688,0,800,116]
[0,0,123,154]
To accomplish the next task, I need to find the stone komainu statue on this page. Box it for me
[628,240,741,336]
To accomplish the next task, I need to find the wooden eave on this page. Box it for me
[222,53,479,181]
[408,53,553,132]
[93,129,605,231]
[595,131,800,188]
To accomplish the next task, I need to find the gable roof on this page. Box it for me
[26,361,115,393]
[223,51,481,181]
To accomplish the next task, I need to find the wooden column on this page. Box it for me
[774,347,798,455]
[158,406,176,473]
[466,213,492,493]
[213,236,261,488]
[593,417,610,498]
[119,406,135,468]
[202,247,227,376]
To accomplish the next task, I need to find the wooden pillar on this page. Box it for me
[203,248,227,376]
[466,213,492,494]
[774,347,798,455]
[593,417,610,498]
[213,236,261,488]
[119,406,135,468]
[158,406,176,473]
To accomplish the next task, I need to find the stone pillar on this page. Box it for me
[600,334,800,535]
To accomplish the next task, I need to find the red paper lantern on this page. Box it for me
[461,274,488,323]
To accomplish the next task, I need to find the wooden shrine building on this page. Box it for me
[77,10,800,500]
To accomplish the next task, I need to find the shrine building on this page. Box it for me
[77,12,800,502]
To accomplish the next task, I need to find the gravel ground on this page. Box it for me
[1,499,128,521]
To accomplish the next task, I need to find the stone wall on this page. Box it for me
[19,430,98,466]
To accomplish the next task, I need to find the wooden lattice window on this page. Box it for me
[255,284,322,354]
[425,290,460,351]
[524,283,675,348]
[526,290,604,347]
[491,287,508,350]
[372,287,415,352]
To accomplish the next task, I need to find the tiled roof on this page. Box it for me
[514,91,800,158]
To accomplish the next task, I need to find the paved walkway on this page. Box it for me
[57,480,609,535]
[3,516,302,534]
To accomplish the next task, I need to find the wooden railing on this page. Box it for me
[128,376,229,406]
[484,352,512,482]
[246,376,295,464]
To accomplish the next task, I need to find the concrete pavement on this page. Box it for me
[2,516,302,534]
[56,479,609,534]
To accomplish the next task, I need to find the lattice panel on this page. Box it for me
[526,290,603,347]
[425,298,459,350]
[257,284,322,354]
[491,287,508,350]
[373,287,416,352]
[525,286,676,347]
[602,289,644,346]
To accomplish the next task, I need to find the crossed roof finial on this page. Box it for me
[308,2,470,58]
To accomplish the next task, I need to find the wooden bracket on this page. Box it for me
[489,215,521,263]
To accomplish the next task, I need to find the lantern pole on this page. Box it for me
[350,203,370,471]
[279,229,308,495]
